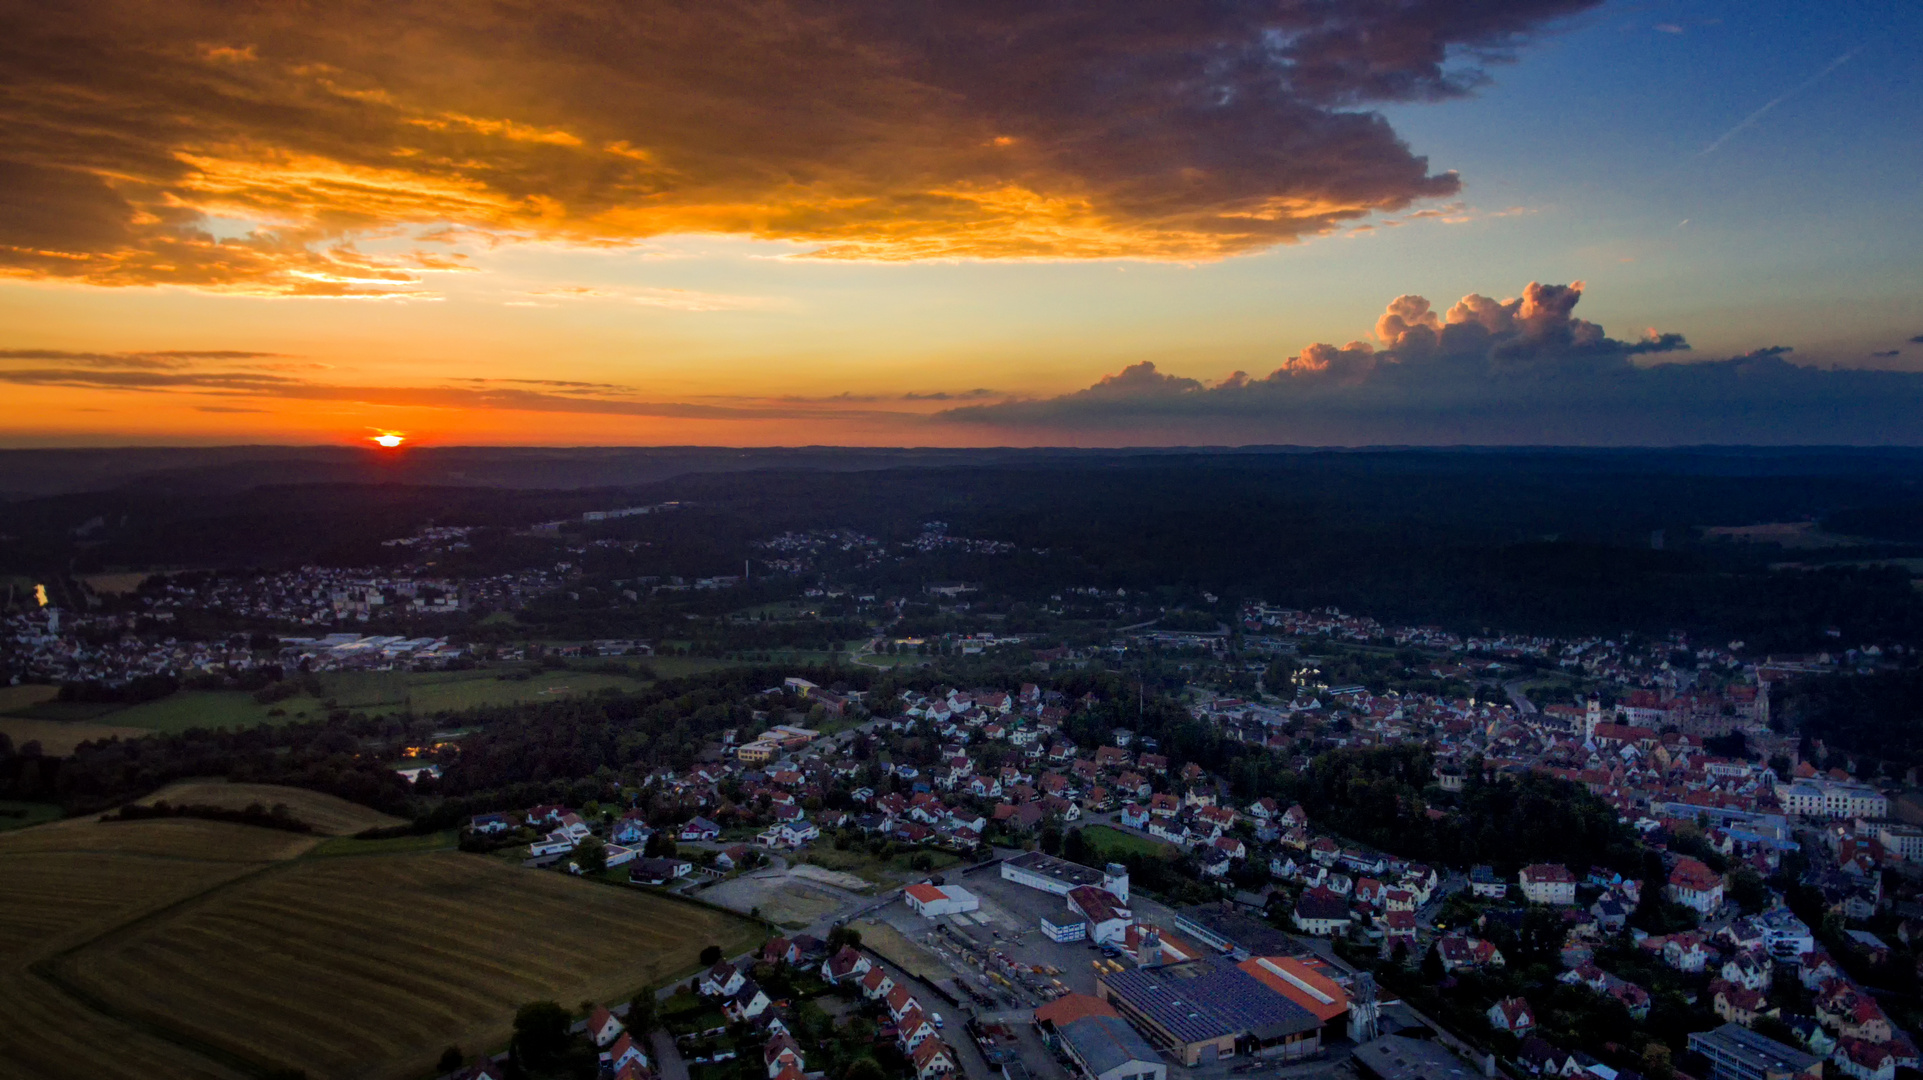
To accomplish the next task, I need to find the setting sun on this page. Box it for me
[371,433,405,448]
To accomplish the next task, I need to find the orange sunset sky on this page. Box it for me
[4,1,1920,447]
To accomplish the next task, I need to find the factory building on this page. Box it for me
[1002,851,1131,904]
[1095,958,1322,1065]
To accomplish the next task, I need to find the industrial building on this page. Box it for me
[1173,904,1301,960]
[1058,1015,1168,1080]
[1002,851,1131,904]
[1687,1023,1824,1080]
[1237,956,1352,1035]
[1067,885,1135,945]
[1042,916,1089,943]
[1354,1036,1481,1080]
[904,883,980,918]
[1095,958,1322,1065]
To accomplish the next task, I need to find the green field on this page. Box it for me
[0,801,62,833]
[103,691,313,734]
[85,667,662,735]
[8,658,756,743]
[309,829,459,857]
[1079,824,1179,858]
[794,845,964,886]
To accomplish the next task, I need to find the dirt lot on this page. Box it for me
[699,866,858,928]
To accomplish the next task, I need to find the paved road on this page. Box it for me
[1503,680,1538,716]
[650,1031,689,1080]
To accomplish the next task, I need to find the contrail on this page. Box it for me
[1698,46,1863,156]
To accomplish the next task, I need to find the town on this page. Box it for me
[426,653,1923,1080]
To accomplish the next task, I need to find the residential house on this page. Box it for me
[1519,864,1577,906]
[588,1006,625,1047]
[1489,997,1537,1034]
[700,961,746,999]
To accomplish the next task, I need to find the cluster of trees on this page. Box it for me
[101,799,314,833]
[1281,747,1643,875]
[0,716,417,815]
[1780,665,1923,774]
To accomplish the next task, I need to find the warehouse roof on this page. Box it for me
[1036,993,1119,1029]
[1102,958,1320,1045]
[1237,956,1349,1023]
[1005,850,1109,887]
[1356,1036,1479,1080]
[1061,1016,1163,1078]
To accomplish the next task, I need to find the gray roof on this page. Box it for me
[1355,1036,1479,1080]
[1175,905,1299,957]
[1005,850,1109,887]
[1102,959,1320,1045]
[1688,1023,1821,1073]
[1061,1016,1162,1077]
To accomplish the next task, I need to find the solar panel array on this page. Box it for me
[1103,959,1319,1046]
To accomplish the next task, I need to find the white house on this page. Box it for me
[588,1006,625,1048]
[1488,997,1536,1034]
[1519,864,1577,906]
[700,961,746,998]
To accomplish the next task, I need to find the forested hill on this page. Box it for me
[5,447,1923,648]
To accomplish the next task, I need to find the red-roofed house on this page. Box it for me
[1667,857,1724,915]
[1519,864,1577,906]
[1488,997,1537,1034]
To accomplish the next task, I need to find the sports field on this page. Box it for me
[0,784,762,1080]
[1078,824,1179,858]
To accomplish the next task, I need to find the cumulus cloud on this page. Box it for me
[0,0,1597,294]
[937,282,1923,443]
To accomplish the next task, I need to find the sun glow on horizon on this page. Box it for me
[371,433,405,448]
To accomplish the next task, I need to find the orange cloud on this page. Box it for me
[0,0,1598,294]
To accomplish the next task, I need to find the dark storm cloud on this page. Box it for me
[0,0,1596,293]
[938,283,1923,444]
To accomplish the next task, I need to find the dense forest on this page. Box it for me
[7,448,1923,648]
[1781,666,1923,774]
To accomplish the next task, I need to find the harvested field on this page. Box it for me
[0,716,149,756]
[0,814,319,862]
[78,571,149,595]
[0,804,762,1080]
[58,852,763,1080]
[133,780,405,836]
[0,819,296,1080]
[0,683,61,711]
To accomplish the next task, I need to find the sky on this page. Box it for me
[1,0,1920,447]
